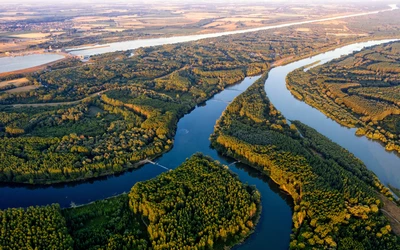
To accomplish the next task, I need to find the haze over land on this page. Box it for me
[0,1,400,249]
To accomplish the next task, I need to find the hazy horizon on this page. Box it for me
[1,0,397,3]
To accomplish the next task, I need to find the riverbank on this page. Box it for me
[0,158,157,186]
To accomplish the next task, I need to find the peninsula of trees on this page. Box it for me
[211,73,400,249]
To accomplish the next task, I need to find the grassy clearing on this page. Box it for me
[0,78,29,88]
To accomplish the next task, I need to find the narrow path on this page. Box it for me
[378,194,400,236]
[141,215,148,227]
[381,209,400,224]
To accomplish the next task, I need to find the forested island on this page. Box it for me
[211,73,400,249]
[0,154,260,250]
[287,41,400,154]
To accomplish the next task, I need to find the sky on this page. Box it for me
[1,0,397,7]
[2,0,397,3]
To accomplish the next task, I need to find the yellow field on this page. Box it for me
[138,17,197,26]
[10,33,50,39]
[317,20,347,25]
[296,28,311,32]
[0,78,33,93]
[221,17,269,22]
[203,22,238,31]
[326,33,368,37]
[0,78,29,88]
[0,39,48,52]
[103,28,126,32]
[182,12,220,20]
[5,85,38,93]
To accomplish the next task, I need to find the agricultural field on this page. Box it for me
[0,77,40,93]
[0,77,29,90]
[0,1,390,54]
[287,41,400,153]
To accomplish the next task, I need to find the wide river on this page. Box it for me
[0,54,64,74]
[1,39,400,249]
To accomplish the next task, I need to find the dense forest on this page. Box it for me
[1,154,260,250]
[211,73,400,249]
[0,23,365,184]
[129,153,261,250]
[63,195,149,250]
[0,204,73,250]
[287,41,400,153]
[0,88,183,184]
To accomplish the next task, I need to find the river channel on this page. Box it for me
[265,39,400,191]
[0,54,64,74]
